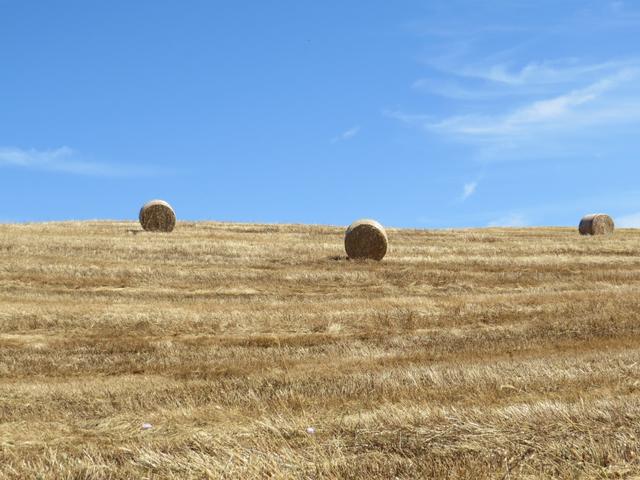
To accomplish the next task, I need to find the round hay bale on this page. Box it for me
[139,199,176,232]
[344,219,388,260]
[579,213,614,236]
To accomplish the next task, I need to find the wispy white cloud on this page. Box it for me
[384,110,432,124]
[427,68,638,138]
[450,59,634,86]
[412,77,523,100]
[413,59,639,101]
[0,147,156,176]
[487,213,528,227]
[331,126,360,143]
[394,2,640,176]
[394,65,640,163]
[461,181,478,201]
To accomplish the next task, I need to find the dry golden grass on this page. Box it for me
[2,221,640,479]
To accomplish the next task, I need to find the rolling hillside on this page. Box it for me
[1,222,640,479]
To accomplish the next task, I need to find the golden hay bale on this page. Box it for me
[579,213,614,236]
[139,199,176,232]
[344,219,388,260]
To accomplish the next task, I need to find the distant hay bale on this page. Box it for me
[139,200,176,232]
[344,219,388,260]
[579,213,614,236]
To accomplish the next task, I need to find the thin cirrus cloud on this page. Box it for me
[392,62,640,162]
[401,5,640,157]
[412,59,638,100]
[0,147,157,177]
[437,59,635,87]
[412,77,524,100]
[331,126,360,144]
[428,67,639,138]
[461,181,477,201]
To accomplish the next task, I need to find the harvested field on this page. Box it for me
[1,221,640,479]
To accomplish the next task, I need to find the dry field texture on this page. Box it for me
[2,221,640,479]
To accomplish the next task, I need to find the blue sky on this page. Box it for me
[2,0,640,228]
